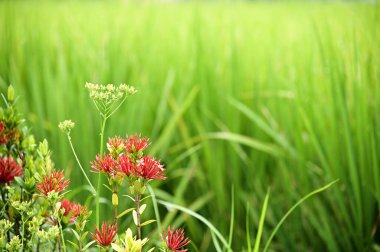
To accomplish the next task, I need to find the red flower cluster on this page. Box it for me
[91,134,166,181]
[91,154,118,176]
[124,134,150,154]
[161,226,190,252]
[117,154,134,176]
[60,199,73,216]
[91,222,117,247]
[135,155,166,180]
[107,136,124,150]
[60,199,87,223]
[0,156,23,184]
[36,170,70,196]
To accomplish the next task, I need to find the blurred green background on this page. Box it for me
[1,0,380,251]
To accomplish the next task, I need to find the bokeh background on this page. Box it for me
[1,0,380,251]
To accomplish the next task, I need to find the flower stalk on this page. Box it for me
[96,116,107,227]
[59,121,96,195]
[135,194,142,240]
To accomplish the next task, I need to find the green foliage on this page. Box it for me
[0,1,379,251]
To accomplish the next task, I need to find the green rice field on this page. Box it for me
[1,1,380,251]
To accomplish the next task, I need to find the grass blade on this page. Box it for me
[253,188,270,252]
[158,200,232,252]
[263,180,339,252]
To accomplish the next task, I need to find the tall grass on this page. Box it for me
[1,1,380,250]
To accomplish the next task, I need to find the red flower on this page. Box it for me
[69,202,87,223]
[59,199,87,223]
[36,170,70,196]
[91,154,118,176]
[124,134,150,154]
[60,199,73,216]
[134,155,166,180]
[107,136,125,150]
[0,156,23,183]
[161,226,190,252]
[116,154,134,176]
[91,222,117,247]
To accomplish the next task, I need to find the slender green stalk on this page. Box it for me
[148,185,162,235]
[21,215,25,250]
[263,180,339,252]
[66,134,96,195]
[58,217,67,252]
[227,186,235,251]
[158,200,232,252]
[96,116,107,227]
[246,204,252,252]
[135,194,142,240]
[253,189,270,252]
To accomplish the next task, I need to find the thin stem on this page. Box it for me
[113,190,118,225]
[58,218,66,252]
[106,96,128,119]
[147,185,162,233]
[96,116,107,227]
[36,238,40,252]
[21,215,25,250]
[135,194,142,240]
[77,227,83,251]
[66,134,96,195]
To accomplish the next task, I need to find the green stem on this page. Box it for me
[106,96,127,119]
[66,134,96,195]
[135,194,142,240]
[21,215,25,250]
[58,218,66,252]
[96,116,107,227]
[78,228,83,251]
[147,185,162,233]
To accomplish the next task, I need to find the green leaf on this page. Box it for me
[211,231,223,252]
[102,184,112,192]
[227,186,235,251]
[132,210,138,226]
[140,219,156,227]
[139,204,147,214]
[263,180,339,252]
[117,207,134,219]
[246,203,252,252]
[253,188,270,252]
[14,176,25,187]
[140,195,152,202]
[72,229,80,241]
[82,240,96,251]
[158,200,232,252]
[205,132,283,157]
[122,194,135,202]
[67,240,79,250]
[81,231,88,242]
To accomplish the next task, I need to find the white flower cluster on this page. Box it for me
[58,120,75,134]
[85,82,137,103]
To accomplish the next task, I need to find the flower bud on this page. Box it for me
[7,85,14,102]
[112,193,118,206]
